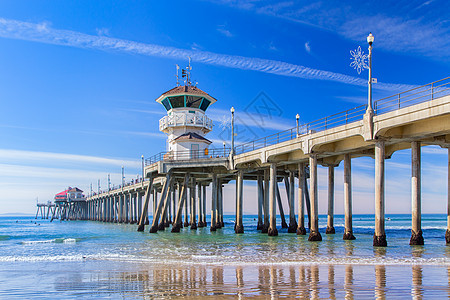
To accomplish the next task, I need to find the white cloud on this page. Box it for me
[304,41,311,54]
[96,27,110,36]
[0,148,140,168]
[0,18,415,91]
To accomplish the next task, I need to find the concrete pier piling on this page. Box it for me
[257,175,264,230]
[235,170,244,233]
[326,166,335,234]
[262,169,270,233]
[171,174,188,232]
[210,174,218,232]
[308,154,322,241]
[268,163,278,236]
[297,163,307,235]
[410,141,424,245]
[137,176,153,231]
[374,141,387,247]
[190,178,197,230]
[275,183,288,229]
[446,148,450,244]
[343,154,355,240]
[287,172,297,233]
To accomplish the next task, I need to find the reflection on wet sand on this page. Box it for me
[375,265,386,299]
[52,263,449,298]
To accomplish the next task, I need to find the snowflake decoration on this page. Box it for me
[219,115,231,130]
[349,46,368,74]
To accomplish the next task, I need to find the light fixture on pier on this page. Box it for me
[296,114,300,136]
[230,107,235,157]
[141,155,144,182]
[223,141,226,157]
[367,32,374,113]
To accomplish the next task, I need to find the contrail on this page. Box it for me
[0,18,415,91]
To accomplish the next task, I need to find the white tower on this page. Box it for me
[156,63,217,160]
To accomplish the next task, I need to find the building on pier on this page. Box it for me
[156,63,216,160]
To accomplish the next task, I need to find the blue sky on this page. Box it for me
[0,0,448,214]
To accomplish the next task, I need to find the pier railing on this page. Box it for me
[374,77,450,114]
[146,77,450,165]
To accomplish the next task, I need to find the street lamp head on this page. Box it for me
[367,32,374,45]
[230,107,235,114]
[141,155,144,159]
[223,141,226,146]
[296,113,299,120]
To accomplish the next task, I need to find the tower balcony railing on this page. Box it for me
[146,148,231,166]
[159,112,213,131]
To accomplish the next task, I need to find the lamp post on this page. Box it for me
[230,107,235,156]
[108,174,111,191]
[223,141,226,157]
[296,114,300,136]
[367,32,374,113]
[141,155,144,183]
[121,166,124,190]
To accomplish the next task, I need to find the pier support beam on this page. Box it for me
[137,176,153,231]
[410,141,424,245]
[211,174,218,231]
[197,182,204,227]
[308,154,322,241]
[202,185,207,226]
[288,172,297,233]
[262,169,270,233]
[235,170,244,233]
[150,173,172,233]
[268,163,278,236]
[218,181,224,228]
[447,148,450,244]
[343,154,356,240]
[190,178,197,230]
[326,166,336,234]
[297,162,306,235]
[374,141,387,247]
[276,183,288,229]
[257,175,264,230]
[172,174,189,232]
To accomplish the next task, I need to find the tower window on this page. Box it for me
[200,99,211,111]
[169,96,184,108]
[162,98,171,111]
[186,96,202,108]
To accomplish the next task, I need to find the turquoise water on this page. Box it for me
[1,215,450,298]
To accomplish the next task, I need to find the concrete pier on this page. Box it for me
[308,154,321,241]
[326,166,335,234]
[79,77,450,248]
[410,141,424,245]
[343,154,355,240]
[297,163,306,235]
[268,163,278,236]
[374,141,387,247]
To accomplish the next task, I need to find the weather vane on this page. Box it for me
[349,46,369,75]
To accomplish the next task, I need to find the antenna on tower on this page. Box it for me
[187,57,192,86]
[175,64,180,86]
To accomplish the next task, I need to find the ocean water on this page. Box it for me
[1,214,450,298]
